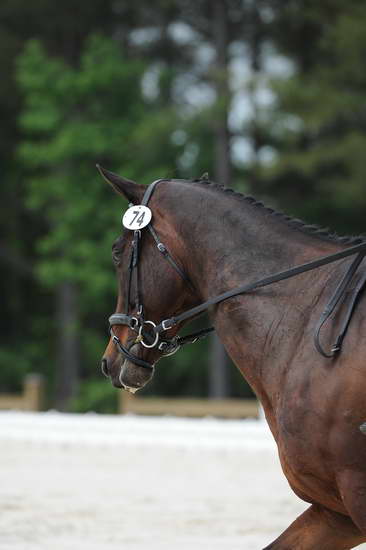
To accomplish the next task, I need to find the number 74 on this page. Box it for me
[130,210,146,227]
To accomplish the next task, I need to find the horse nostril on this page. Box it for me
[101,358,110,378]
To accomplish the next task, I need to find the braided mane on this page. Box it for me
[192,178,365,246]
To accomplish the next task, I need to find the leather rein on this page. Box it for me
[109,179,366,369]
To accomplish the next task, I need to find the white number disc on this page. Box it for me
[122,205,152,230]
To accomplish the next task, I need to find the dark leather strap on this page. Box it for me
[314,253,366,357]
[156,241,366,334]
[110,327,154,369]
[141,179,166,206]
[158,327,214,356]
[334,270,366,353]
[176,327,215,346]
[147,224,195,293]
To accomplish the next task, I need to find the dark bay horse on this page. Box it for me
[100,166,366,549]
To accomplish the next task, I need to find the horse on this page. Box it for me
[99,165,366,549]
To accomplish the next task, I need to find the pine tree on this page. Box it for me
[261,1,366,236]
[17,36,183,408]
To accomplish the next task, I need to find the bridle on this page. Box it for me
[108,179,213,371]
[108,178,366,371]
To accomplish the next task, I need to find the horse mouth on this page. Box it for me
[118,359,141,393]
[119,371,139,393]
[111,344,155,392]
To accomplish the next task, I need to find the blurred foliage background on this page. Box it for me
[1,0,366,412]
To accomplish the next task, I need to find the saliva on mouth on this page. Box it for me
[117,348,155,394]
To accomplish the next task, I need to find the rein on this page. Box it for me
[110,179,366,368]
[156,240,366,348]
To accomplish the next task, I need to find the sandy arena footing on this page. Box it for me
[0,412,364,550]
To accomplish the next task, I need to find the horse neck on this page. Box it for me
[166,183,338,300]
[159,183,343,413]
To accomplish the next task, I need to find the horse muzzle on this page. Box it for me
[102,344,155,392]
[118,354,155,392]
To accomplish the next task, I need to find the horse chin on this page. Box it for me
[115,345,155,392]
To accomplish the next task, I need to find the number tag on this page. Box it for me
[122,205,152,230]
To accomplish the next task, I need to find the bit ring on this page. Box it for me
[139,320,159,348]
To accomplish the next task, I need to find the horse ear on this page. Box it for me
[96,164,145,204]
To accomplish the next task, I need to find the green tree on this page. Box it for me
[259,1,366,236]
[17,35,183,409]
[0,0,121,392]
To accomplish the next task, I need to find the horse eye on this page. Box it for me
[112,251,121,266]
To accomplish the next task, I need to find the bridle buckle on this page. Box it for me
[129,316,139,330]
[161,319,174,331]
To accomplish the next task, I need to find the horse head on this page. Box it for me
[98,166,199,393]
